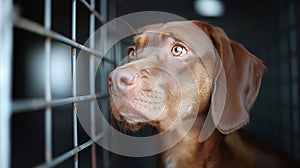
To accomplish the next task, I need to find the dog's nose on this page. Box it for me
[108,67,138,93]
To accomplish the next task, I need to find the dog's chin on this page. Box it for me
[122,121,146,131]
[111,105,146,131]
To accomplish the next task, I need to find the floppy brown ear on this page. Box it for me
[193,21,266,134]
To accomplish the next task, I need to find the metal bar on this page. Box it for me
[15,17,115,65]
[79,0,106,23]
[44,0,53,163]
[12,94,108,113]
[89,0,97,167]
[0,0,13,167]
[101,0,107,22]
[100,1,110,167]
[102,68,110,168]
[71,0,79,167]
[14,18,102,58]
[35,133,104,168]
[115,42,122,67]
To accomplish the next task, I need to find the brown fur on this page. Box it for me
[108,21,299,167]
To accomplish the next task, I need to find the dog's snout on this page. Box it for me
[109,67,138,93]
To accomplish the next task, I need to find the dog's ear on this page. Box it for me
[193,21,265,134]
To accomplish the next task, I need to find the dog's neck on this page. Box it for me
[160,117,224,168]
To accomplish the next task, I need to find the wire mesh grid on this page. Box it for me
[0,0,116,167]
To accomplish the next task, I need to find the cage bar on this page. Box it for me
[6,0,115,167]
[44,0,53,163]
[15,18,115,64]
[99,0,110,167]
[36,133,103,168]
[89,0,97,167]
[80,0,105,23]
[15,18,101,58]
[0,0,13,168]
[12,94,108,113]
[100,0,107,22]
[71,0,79,167]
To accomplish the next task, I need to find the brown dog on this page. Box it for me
[108,21,299,167]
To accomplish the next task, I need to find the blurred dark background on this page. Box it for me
[11,0,299,167]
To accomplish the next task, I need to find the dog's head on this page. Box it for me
[108,21,265,137]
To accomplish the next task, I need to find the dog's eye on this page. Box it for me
[128,47,137,59]
[171,45,187,57]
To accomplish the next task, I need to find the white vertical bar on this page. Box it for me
[0,0,13,168]
[101,0,107,22]
[44,0,53,163]
[100,1,109,167]
[89,0,97,168]
[72,0,78,168]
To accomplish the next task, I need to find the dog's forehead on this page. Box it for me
[138,21,196,33]
[137,21,194,40]
[136,21,211,48]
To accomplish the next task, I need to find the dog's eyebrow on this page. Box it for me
[134,34,148,49]
[159,31,183,43]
